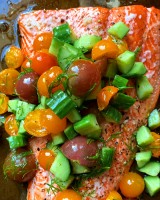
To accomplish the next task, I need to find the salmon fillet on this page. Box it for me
[18,5,160,200]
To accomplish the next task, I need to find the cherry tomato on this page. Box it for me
[119,172,145,198]
[67,59,101,97]
[33,32,53,51]
[21,58,32,71]
[4,114,19,136]
[0,68,19,95]
[38,149,55,170]
[15,71,39,104]
[0,93,9,114]
[31,51,58,75]
[55,189,82,200]
[37,66,64,97]
[5,46,24,69]
[116,39,128,55]
[106,190,122,200]
[148,132,160,157]
[24,109,67,137]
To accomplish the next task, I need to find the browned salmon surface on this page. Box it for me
[18,5,160,200]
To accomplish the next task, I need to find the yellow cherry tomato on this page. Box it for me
[0,93,9,114]
[5,46,24,69]
[106,190,122,200]
[55,189,82,200]
[119,172,145,198]
[38,149,55,170]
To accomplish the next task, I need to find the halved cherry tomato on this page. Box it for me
[119,172,145,198]
[0,93,9,114]
[97,85,119,111]
[147,132,160,157]
[21,58,32,71]
[31,51,58,75]
[33,32,53,51]
[38,149,55,170]
[106,190,122,200]
[116,39,128,55]
[0,68,19,95]
[5,46,24,69]
[24,109,67,137]
[4,114,19,136]
[55,189,82,200]
[92,36,119,60]
[37,66,64,97]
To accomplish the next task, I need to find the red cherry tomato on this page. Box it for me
[119,172,145,198]
[38,149,55,170]
[21,58,32,71]
[31,51,58,75]
[55,189,82,200]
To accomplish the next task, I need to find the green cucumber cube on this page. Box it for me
[108,22,130,39]
[135,151,152,168]
[124,62,147,77]
[144,176,160,196]
[138,161,160,176]
[148,109,160,130]
[136,126,154,146]
[116,50,136,74]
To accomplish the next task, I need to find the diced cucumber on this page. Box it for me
[123,62,147,77]
[7,135,27,149]
[136,75,153,100]
[46,90,77,119]
[8,99,20,113]
[135,151,152,168]
[53,175,75,190]
[51,133,66,146]
[112,75,128,90]
[71,161,90,174]
[148,109,160,130]
[58,43,85,71]
[116,50,136,74]
[100,147,115,168]
[136,126,154,146]
[104,59,118,78]
[74,35,101,52]
[144,176,160,196]
[49,37,64,56]
[102,105,122,124]
[70,94,83,107]
[138,161,160,176]
[66,108,81,123]
[16,101,35,120]
[111,92,136,110]
[74,114,102,139]
[40,96,47,108]
[64,125,78,140]
[108,22,130,39]
[18,120,27,135]
[35,104,45,110]
[53,23,76,44]
[50,150,71,181]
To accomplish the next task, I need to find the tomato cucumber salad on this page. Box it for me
[0,21,160,199]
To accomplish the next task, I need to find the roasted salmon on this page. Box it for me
[18,5,160,200]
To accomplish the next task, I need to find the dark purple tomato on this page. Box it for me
[15,71,39,104]
[61,136,98,167]
[3,147,37,182]
[67,59,101,97]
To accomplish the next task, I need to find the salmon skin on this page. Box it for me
[18,5,160,200]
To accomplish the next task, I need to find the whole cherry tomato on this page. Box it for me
[38,149,55,170]
[31,51,58,75]
[55,189,82,200]
[37,66,64,97]
[33,32,53,51]
[5,46,24,69]
[21,58,32,71]
[119,172,145,198]
[106,190,122,200]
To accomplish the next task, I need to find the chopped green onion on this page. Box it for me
[64,125,78,140]
[100,147,115,168]
[112,75,128,90]
[7,135,27,149]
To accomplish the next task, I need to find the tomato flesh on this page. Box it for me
[38,149,55,170]
[4,114,19,136]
